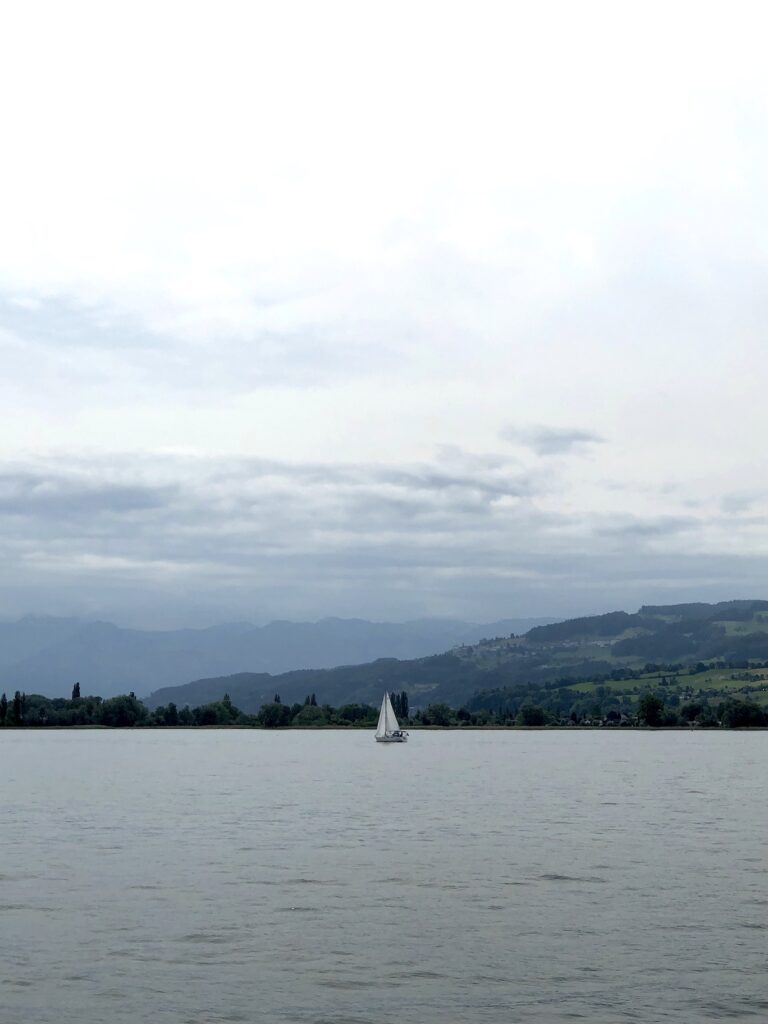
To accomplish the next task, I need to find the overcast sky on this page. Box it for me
[1,1,767,627]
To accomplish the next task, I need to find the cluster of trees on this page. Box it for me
[0,686,253,729]
[633,692,768,728]
[465,688,768,728]
[0,688,149,728]
[389,691,409,719]
[256,694,378,728]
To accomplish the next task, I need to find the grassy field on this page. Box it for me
[716,618,768,635]
[561,666,768,707]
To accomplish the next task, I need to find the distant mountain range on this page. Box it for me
[144,599,768,712]
[0,614,557,698]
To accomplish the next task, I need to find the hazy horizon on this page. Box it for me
[0,607,564,632]
[0,594,762,633]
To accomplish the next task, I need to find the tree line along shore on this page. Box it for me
[1,684,766,729]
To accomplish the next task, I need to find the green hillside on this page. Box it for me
[145,599,768,715]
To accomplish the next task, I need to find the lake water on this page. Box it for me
[1,729,766,1023]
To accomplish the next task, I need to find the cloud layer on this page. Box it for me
[1,2,767,623]
[0,444,765,627]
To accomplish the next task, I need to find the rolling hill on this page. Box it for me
[144,599,768,713]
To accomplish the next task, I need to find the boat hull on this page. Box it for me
[375,735,407,742]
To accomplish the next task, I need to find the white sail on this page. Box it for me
[385,692,400,733]
[376,692,400,738]
[375,694,388,737]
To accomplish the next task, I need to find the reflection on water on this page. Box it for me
[1,729,765,1022]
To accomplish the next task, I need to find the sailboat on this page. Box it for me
[375,692,408,743]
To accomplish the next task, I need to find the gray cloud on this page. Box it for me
[0,471,176,518]
[719,491,766,515]
[501,424,605,456]
[598,515,700,540]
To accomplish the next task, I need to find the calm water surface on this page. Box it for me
[1,730,766,1023]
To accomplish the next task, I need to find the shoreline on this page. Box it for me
[5,724,768,732]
